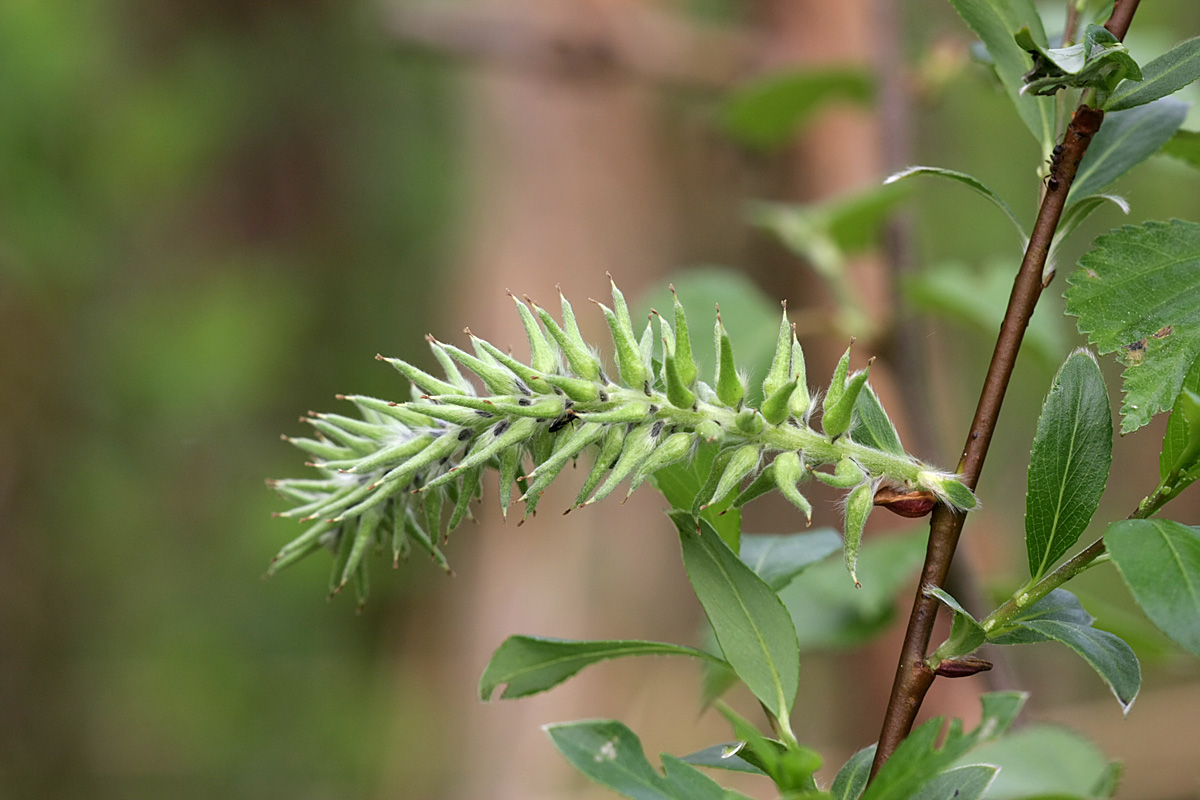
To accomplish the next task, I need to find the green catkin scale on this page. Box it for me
[270,281,975,598]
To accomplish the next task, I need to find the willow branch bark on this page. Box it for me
[868,1,1140,780]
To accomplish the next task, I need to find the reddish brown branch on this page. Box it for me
[867,3,1140,778]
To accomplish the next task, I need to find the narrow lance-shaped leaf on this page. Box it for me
[545,719,744,800]
[1106,36,1200,112]
[1025,350,1112,580]
[884,166,1026,245]
[927,586,987,660]
[1106,519,1200,657]
[480,635,726,700]
[1159,356,1200,488]
[947,0,1055,150]
[738,529,841,591]
[670,511,800,721]
[1067,219,1200,433]
[851,384,904,455]
[1069,97,1188,201]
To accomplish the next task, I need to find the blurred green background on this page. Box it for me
[4,1,1200,798]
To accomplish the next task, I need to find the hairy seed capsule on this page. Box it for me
[598,300,647,390]
[735,408,764,435]
[763,303,792,399]
[760,379,798,426]
[771,451,813,522]
[708,445,759,508]
[671,286,698,388]
[532,295,601,380]
[823,343,853,416]
[733,463,776,508]
[787,330,811,419]
[813,457,866,489]
[843,481,874,586]
[510,294,557,374]
[576,424,628,506]
[628,431,694,493]
[822,367,870,439]
[695,419,723,444]
[714,312,744,408]
[664,351,697,409]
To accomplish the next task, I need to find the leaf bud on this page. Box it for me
[873,484,937,518]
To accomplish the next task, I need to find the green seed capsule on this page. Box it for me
[843,481,874,586]
[375,428,464,489]
[329,524,357,597]
[269,518,340,575]
[312,413,390,441]
[422,485,445,541]
[391,500,411,565]
[735,408,764,435]
[598,300,647,391]
[787,330,811,419]
[772,451,812,521]
[812,456,866,489]
[823,342,853,415]
[733,463,776,508]
[707,444,759,508]
[497,443,522,519]
[468,334,556,396]
[447,464,482,534]
[763,303,792,399]
[588,423,659,504]
[671,286,698,388]
[339,501,387,590]
[537,374,599,403]
[510,293,557,374]
[404,401,495,429]
[403,507,451,573]
[692,446,736,516]
[628,431,693,493]
[341,395,434,428]
[657,313,675,363]
[523,422,605,495]
[695,419,724,444]
[303,418,375,454]
[332,433,435,475]
[576,424,628,506]
[437,338,525,396]
[424,417,538,491]
[427,339,475,396]
[821,367,869,439]
[761,379,798,426]
[352,558,369,611]
[577,403,651,425]
[714,313,744,408]
[638,319,654,375]
[531,295,601,381]
[664,351,697,409]
[378,354,462,397]
[285,436,354,463]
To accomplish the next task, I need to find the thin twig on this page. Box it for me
[867,1,1140,779]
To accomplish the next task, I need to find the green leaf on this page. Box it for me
[903,260,1066,367]
[884,166,1025,245]
[1106,36,1200,112]
[1024,350,1112,580]
[1048,193,1130,278]
[1067,219,1200,433]
[1161,128,1200,167]
[863,692,1026,800]
[851,384,905,456]
[831,745,875,800]
[479,636,726,701]
[927,586,987,659]
[953,724,1111,800]
[1107,519,1200,656]
[671,511,800,720]
[679,744,766,776]
[948,0,1055,150]
[911,765,996,800]
[780,528,928,651]
[739,530,842,591]
[1017,24,1140,96]
[1069,97,1188,200]
[988,590,1140,712]
[714,702,822,793]
[651,442,742,550]
[1159,356,1200,484]
[721,69,873,150]
[544,719,746,800]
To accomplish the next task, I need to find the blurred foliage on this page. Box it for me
[0,0,459,797]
